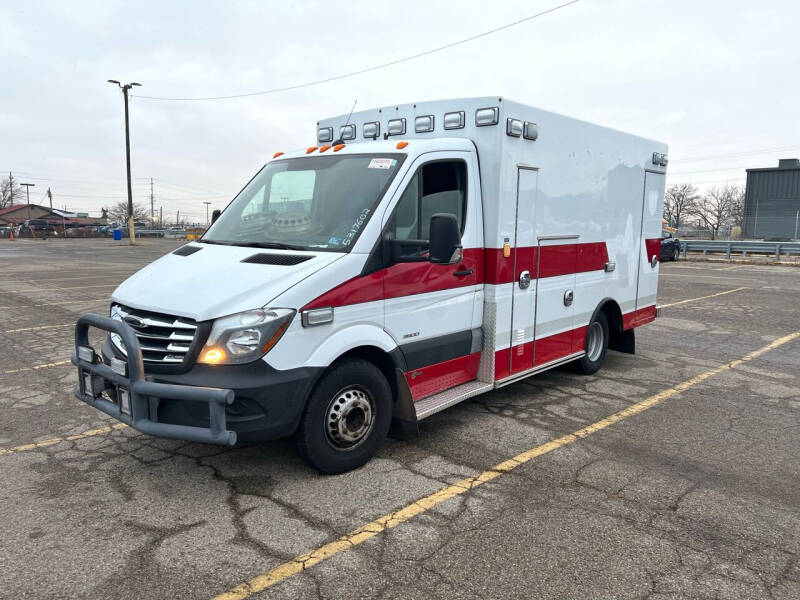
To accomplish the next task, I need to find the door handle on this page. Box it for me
[453,268,473,277]
[518,270,531,289]
[563,289,574,306]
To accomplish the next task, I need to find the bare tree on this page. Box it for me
[728,185,745,228]
[105,201,149,224]
[691,184,743,240]
[664,184,699,229]
[1,173,23,209]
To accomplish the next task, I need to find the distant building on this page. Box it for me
[743,158,800,240]
[0,203,107,228]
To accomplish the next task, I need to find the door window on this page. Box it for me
[392,160,467,246]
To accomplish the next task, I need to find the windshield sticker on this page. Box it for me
[328,236,342,245]
[368,158,393,170]
[342,208,371,246]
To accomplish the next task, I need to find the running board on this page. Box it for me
[414,381,494,420]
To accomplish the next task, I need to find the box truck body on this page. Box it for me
[72,97,667,473]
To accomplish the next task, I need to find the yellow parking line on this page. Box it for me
[4,323,72,333]
[211,329,800,600]
[0,423,128,456]
[659,286,747,309]
[1,359,72,375]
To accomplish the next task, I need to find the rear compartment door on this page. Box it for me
[508,167,538,375]
[635,171,665,313]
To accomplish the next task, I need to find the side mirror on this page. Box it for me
[211,209,221,224]
[429,213,462,264]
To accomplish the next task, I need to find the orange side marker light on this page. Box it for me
[396,141,409,149]
[273,151,284,158]
[306,146,318,154]
[319,145,332,153]
[333,144,346,152]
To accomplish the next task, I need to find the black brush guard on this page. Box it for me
[71,313,237,445]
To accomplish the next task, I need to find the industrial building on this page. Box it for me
[743,158,800,240]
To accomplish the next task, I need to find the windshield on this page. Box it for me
[202,153,404,251]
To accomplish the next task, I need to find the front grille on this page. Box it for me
[110,304,198,364]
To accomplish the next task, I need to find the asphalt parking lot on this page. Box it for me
[1,238,798,600]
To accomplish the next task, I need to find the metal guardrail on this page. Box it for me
[681,240,800,259]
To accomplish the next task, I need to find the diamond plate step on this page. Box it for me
[414,381,494,420]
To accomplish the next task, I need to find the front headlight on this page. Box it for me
[198,308,295,365]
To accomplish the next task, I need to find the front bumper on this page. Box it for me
[73,314,237,445]
[73,314,318,446]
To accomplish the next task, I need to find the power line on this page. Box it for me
[132,1,580,101]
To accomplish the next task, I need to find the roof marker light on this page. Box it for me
[333,144,346,152]
[387,118,406,136]
[506,118,523,137]
[396,141,409,149]
[273,151,284,158]
[475,107,499,126]
[363,121,380,139]
[444,111,465,130]
[414,115,434,133]
[319,145,332,153]
[306,146,318,154]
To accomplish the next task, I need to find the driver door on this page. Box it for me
[381,152,483,400]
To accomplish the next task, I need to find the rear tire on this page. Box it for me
[672,246,679,261]
[296,358,392,474]
[572,312,609,375]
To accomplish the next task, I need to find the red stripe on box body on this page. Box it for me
[622,305,656,330]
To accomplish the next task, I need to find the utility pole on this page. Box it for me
[107,79,141,245]
[7,172,12,206]
[159,205,162,227]
[150,177,154,222]
[203,201,211,226]
[47,187,52,209]
[176,209,180,227]
[20,182,35,220]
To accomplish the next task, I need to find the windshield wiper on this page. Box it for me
[196,239,230,245]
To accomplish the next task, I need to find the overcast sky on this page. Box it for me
[1,0,798,221]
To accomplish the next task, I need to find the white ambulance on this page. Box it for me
[72,97,667,473]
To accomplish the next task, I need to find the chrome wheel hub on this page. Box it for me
[325,387,374,449]
[586,321,604,362]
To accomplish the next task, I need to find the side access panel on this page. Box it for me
[634,171,665,319]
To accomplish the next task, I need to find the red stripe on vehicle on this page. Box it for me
[494,324,591,380]
[622,305,656,330]
[485,242,609,284]
[644,238,661,263]
[303,248,483,310]
[406,352,481,401]
[305,241,610,309]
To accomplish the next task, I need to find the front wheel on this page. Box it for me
[572,312,609,375]
[296,358,392,474]
[672,245,679,261]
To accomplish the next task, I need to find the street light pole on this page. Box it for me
[204,201,211,226]
[20,183,35,221]
[108,79,141,245]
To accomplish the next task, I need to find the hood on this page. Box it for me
[111,244,343,322]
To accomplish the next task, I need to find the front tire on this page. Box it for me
[572,312,609,375]
[672,245,679,261]
[296,358,392,474]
